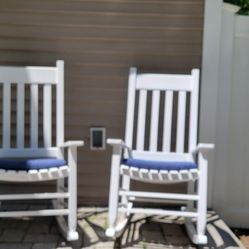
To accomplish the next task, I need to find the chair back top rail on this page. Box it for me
[0,67,58,84]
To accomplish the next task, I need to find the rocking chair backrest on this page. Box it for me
[125,68,199,153]
[0,60,64,158]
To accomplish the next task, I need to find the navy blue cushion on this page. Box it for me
[122,158,197,171]
[0,158,67,171]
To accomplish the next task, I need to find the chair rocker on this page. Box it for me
[0,60,83,241]
[106,68,214,245]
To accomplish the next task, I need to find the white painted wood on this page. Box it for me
[212,4,249,228]
[163,91,173,152]
[107,143,122,236]
[30,84,39,148]
[0,67,57,84]
[67,145,78,237]
[136,90,147,150]
[149,90,160,151]
[176,91,186,153]
[119,190,199,201]
[3,83,11,148]
[0,209,69,218]
[106,67,213,245]
[150,169,160,181]
[0,166,69,182]
[120,165,199,183]
[0,60,83,241]
[118,207,198,218]
[43,85,52,147]
[125,67,137,148]
[189,70,199,152]
[200,0,223,208]
[136,74,192,91]
[17,83,25,148]
[0,193,69,200]
[56,60,64,147]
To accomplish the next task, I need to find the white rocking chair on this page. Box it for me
[0,60,83,241]
[106,68,214,245]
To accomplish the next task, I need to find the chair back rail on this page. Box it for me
[0,61,64,156]
[125,68,199,153]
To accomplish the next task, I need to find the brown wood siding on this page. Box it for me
[0,0,204,204]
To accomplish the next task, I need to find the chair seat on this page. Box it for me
[122,158,197,171]
[0,158,67,171]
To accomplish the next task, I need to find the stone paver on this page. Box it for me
[0,229,26,242]
[0,204,243,248]
[0,243,32,249]
[23,234,59,243]
[32,242,57,249]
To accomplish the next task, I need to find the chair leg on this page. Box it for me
[121,175,130,207]
[67,146,79,241]
[187,181,195,211]
[106,146,122,238]
[195,154,208,244]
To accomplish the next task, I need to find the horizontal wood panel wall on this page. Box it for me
[0,0,204,204]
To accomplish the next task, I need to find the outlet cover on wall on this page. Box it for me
[90,127,106,150]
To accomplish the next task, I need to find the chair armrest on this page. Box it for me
[192,143,214,159]
[60,140,84,148]
[106,138,132,157]
[196,143,214,153]
[106,139,127,148]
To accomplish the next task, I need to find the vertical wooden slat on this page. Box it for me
[17,83,25,148]
[125,67,137,148]
[30,84,39,148]
[3,83,11,148]
[43,85,52,147]
[56,60,64,147]
[176,91,186,153]
[162,91,173,152]
[149,90,160,151]
[136,90,147,150]
[188,69,199,152]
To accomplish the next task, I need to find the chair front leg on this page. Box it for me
[67,145,79,241]
[106,145,122,238]
[196,151,208,244]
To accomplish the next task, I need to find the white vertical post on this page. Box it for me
[200,0,223,207]
[125,67,137,148]
[149,90,160,151]
[17,83,25,148]
[3,83,11,148]
[136,90,147,150]
[188,69,199,152]
[176,91,186,153]
[162,91,173,152]
[67,145,78,239]
[30,85,39,148]
[212,3,239,213]
[197,152,208,236]
[43,85,52,147]
[56,60,65,211]
[107,145,122,235]
[56,60,64,147]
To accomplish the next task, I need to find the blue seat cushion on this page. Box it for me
[0,158,67,171]
[122,158,197,171]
